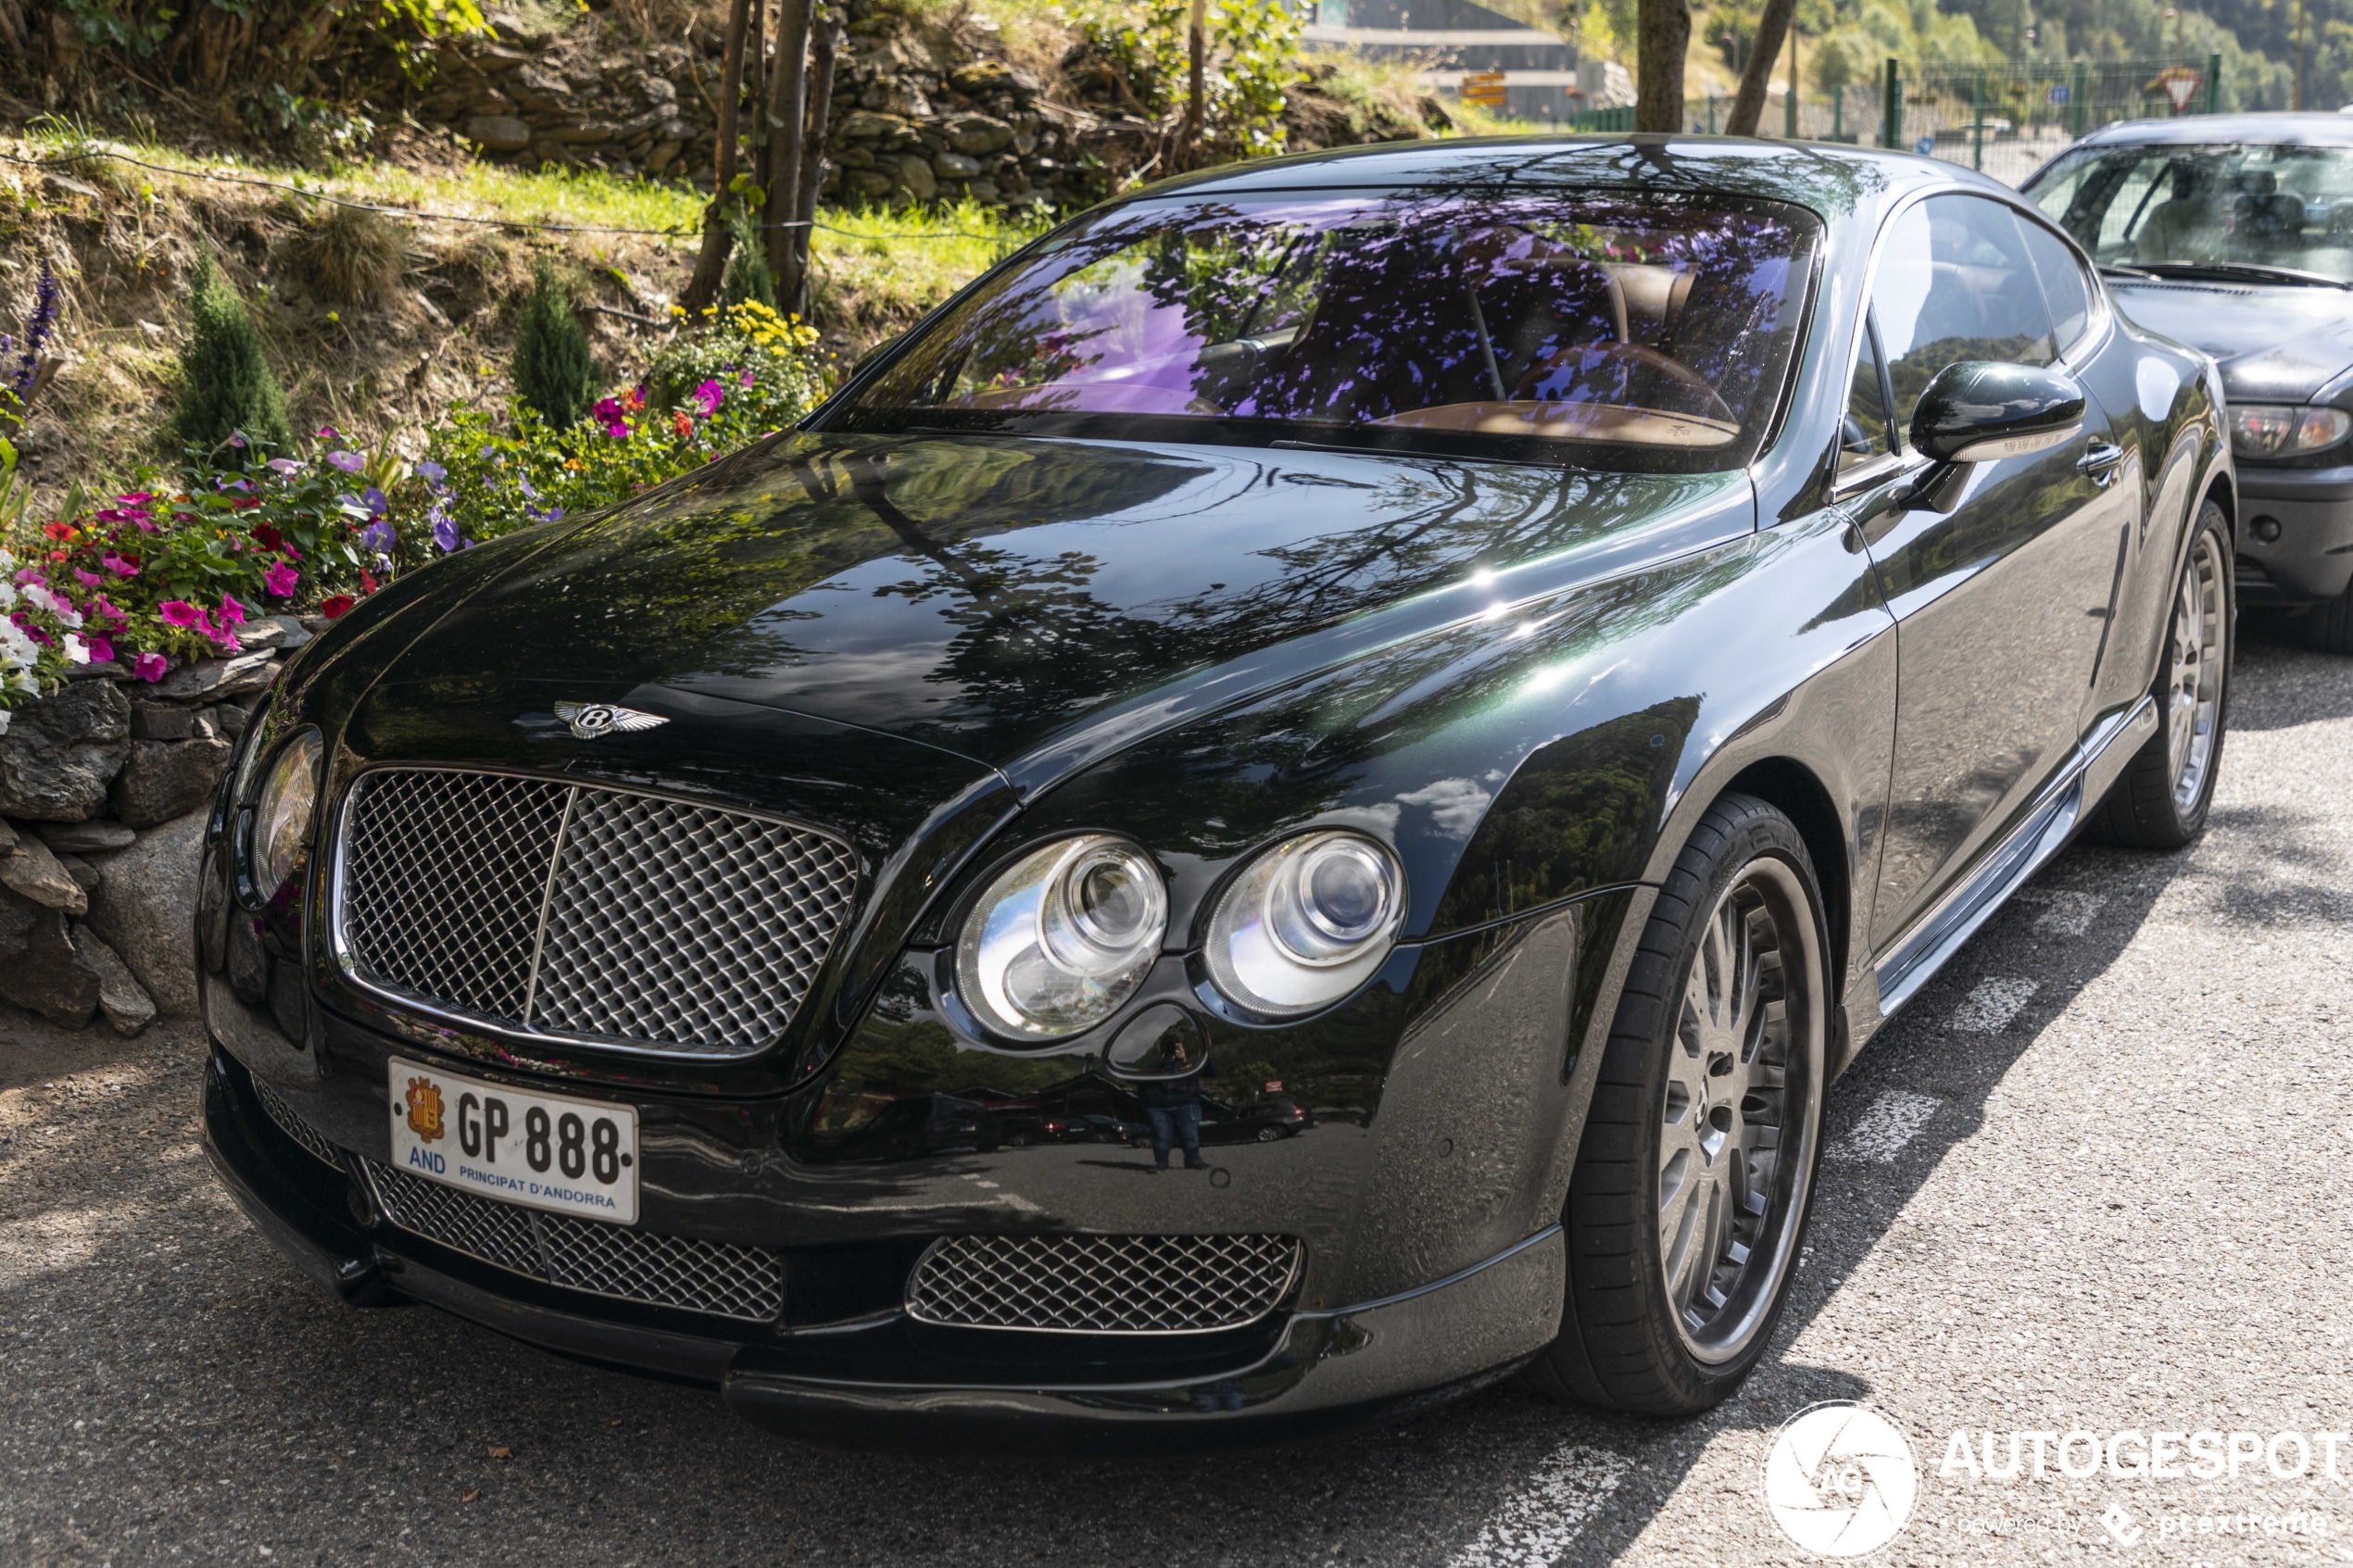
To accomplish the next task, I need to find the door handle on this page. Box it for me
[2078,441,2126,483]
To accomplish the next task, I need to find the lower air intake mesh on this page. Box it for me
[905,1233,1303,1334]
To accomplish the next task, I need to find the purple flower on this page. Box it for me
[430,500,460,554]
[7,260,59,399]
[325,450,365,474]
[516,474,539,501]
[690,379,726,417]
[738,369,755,388]
[266,458,302,475]
[228,431,247,449]
[359,518,396,556]
[415,459,447,485]
[316,425,339,440]
[362,486,388,516]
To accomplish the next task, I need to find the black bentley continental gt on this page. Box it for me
[198,136,2233,1448]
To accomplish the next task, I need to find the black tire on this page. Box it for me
[1523,793,1830,1416]
[2296,579,2353,656]
[2087,498,2233,849]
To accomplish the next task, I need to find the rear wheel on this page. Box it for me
[2089,500,2232,848]
[1523,794,1829,1415]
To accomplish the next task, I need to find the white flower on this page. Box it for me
[8,668,39,696]
[0,709,11,736]
[63,633,90,665]
[0,617,38,669]
[19,583,81,628]
[0,582,17,611]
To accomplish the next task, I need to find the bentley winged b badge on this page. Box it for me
[555,701,670,741]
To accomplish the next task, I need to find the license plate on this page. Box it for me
[387,1057,639,1224]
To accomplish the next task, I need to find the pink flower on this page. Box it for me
[592,395,630,439]
[73,567,104,589]
[738,369,755,387]
[90,596,128,625]
[85,634,114,664]
[132,651,167,682]
[157,600,200,628]
[690,379,726,417]
[219,594,247,627]
[263,561,299,596]
[102,553,138,578]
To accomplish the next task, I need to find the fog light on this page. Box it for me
[2252,516,2284,543]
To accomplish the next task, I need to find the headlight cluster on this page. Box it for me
[2229,404,2352,459]
[953,828,1404,1039]
[251,730,322,897]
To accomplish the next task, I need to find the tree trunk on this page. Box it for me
[749,0,770,196]
[1634,0,1691,133]
[682,0,754,314]
[1723,0,1796,135]
[782,16,840,320]
[1184,0,1206,161]
[763,0,812,289]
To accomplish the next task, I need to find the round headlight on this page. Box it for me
[1203,831,1403,1019]
[954,834,1167,1039]
[253,731,322,896]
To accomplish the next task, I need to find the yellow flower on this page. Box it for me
[668,304,686,319]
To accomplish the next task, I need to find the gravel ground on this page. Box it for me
[2,636,2347,1568]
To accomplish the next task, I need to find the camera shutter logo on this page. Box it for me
[1763,1401,1919,1557]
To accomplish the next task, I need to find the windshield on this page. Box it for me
[2027,142,2353,282]
[833,192,1822,473]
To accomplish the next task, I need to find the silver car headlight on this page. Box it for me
[2229,403,2352,458]
[252,730,323,897]
[954,834,1167,1039]
[1202,830,1404,1018]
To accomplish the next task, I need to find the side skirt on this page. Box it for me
[1867,695,2159,1025]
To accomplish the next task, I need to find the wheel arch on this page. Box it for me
[1713,757,1851,1003]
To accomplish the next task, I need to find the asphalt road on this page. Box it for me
[4,633,2349,1568]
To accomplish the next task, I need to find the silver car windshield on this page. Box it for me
[2029,142,2353,282]
[837,191,1822,473]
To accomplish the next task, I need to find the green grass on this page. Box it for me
[806,198,1057,330]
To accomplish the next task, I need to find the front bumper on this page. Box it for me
[203,1044,1566,1449]
[2236,462,2353,605]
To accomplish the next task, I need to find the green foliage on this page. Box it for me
[510,263,597,430]
[1078,0,1305,160]
[416,299,829,550]
[173,257,291,460]
[721,206,777,311]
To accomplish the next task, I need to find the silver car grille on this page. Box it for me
[252,1075,343,1168]
[905,1234,1304,1334]
[362,1158,785,1322]
[333,768,860,1058]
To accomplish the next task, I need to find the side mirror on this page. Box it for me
[1895,360,2085,512]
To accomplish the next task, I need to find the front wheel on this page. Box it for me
[1523,794,1829,1416]
[2088,498,2232,848]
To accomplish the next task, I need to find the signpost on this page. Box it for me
[2151,63,2204,114]
[1461,70,1507,109]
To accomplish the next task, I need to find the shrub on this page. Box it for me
[721,206,776,311]
[173,257,291,458]
[417,299,827,549]
[296,205,408,308]
[510,263,596,429]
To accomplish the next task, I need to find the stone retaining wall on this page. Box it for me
[0,618,310,1035]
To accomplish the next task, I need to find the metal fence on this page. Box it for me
[1570,56,2231,188]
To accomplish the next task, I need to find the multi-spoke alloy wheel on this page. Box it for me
[1528,793,1828,1416]
[2165,527,2226,813]
[2089,496,2233,850]
[1655,859,1818,1364]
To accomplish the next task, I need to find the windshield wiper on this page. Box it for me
[2132,260,2353,290]
[2098,263,2157,281]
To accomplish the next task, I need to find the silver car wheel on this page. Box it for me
[2167,528,2227,812]
[1656,857,1823,1366]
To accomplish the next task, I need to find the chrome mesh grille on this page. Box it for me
[906,1234,1303,1334]
[251,1076,343,1169]
[363,1158,785,1322]
[335,769,860,1057]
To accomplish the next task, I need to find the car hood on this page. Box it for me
[2109,277,2353,401]
[373,432,1755,793]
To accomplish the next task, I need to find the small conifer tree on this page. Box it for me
[173,256,290,457]
[512,264,595,428]
[721,207,775,310]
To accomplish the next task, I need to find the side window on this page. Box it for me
[2018,218,2093,356]
[1869,194,2059,437]
[1841,311,1891,472]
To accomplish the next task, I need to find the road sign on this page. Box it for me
[2046,82,2070,105]
[2151,65,2204,113]
[1462,69,1507,107]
